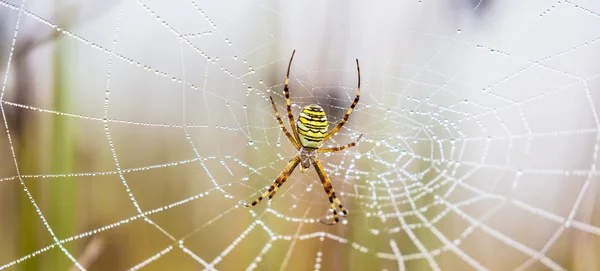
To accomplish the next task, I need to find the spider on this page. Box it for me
[242,50,362,225]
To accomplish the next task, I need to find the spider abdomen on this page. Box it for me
[297,104,329,148]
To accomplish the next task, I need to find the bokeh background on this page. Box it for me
[1,0,600,270]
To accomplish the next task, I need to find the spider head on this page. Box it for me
[299,150,313,172]
[299,147,317,173]
[300,154,312,173]
[300,161,310,173]
[297,104,329,149]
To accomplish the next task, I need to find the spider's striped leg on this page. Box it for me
[312,158,348,225]
[267,166,293,200]
[270,96,300,150]
[266,156,298,200]
[323,59,361,141]
[242,155,300,207]
[318,134,363,153]
[284,50,301,142]
[267,151,303,199]
[268,184,281,200]
[267,176,286,200]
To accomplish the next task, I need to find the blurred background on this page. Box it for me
[1,0,599,270]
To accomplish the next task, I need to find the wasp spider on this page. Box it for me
[242,50,362,225]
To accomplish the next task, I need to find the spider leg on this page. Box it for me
[318,134,363,153]
[242,155,300,207]
[323,59,360,141]
[267,176,286,200]
[270,96,300,150]
[268,159,300,199]
[284,50,301,142]
[312,158,348,225]
[267,164,293,200]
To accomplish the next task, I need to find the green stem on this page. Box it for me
[17,131,39,271]
[47,27,78,270]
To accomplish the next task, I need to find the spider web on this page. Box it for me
[1,0,600,270]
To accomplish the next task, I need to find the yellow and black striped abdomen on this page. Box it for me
[297,104,329,149]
